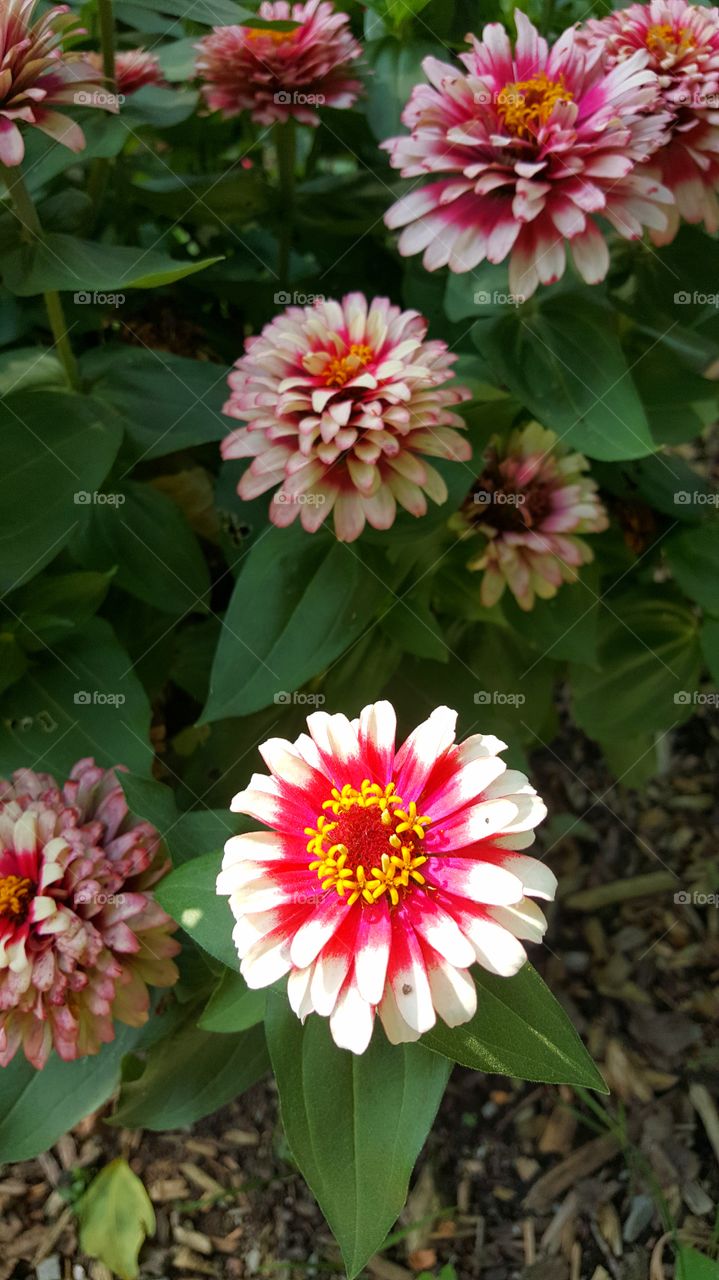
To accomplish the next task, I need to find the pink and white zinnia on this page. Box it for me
[218,702,554,1054]
[383,11,672,298]
[221,292,472,542]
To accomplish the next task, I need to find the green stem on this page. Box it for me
[97,0,116,84]
[274,117,296,289]
[2,166,80,391]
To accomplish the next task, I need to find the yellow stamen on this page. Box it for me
[497,72,573,139]
[322,343,374,388]
[0,874,33,920]
[244,25,296,44]
[305,778,431,909]
[645,23,696,56]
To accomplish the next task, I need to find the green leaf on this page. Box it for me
[0,1022,141,1162]
[666,523,719,612]
[120,773,244,866]
[2,233,221,295]
[114,0,254,21]
[202,527,388,721]
[198,971,267,1033]
[422,964,606,1090]
[0,631,27,693]
[365,37,443,140]
[0,618,153,778]
[77,1160,155,1280]
[71,481,210,617]
[122,85,198,129]
[0,346,64,394]
[591,454,715,522]
[23,114,130,191]
[155,850,238,968]
[701,617,719,685]
[132,170,267,228]
[501,563,600,666]
[112,1022,269,1129]
[0,390,122,592]
[571,593,703,739]
[477,294,656,461]
[266,995,452,1278]
[675,1246,719,1280]
[9,570,114,650]
[84,346,230,461]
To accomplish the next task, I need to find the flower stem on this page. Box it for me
[97,0,116,83]
[2,166,80,391]
[275,117,296,288]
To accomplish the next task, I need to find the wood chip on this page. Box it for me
[171,1246,218,1274]
[525,1135,620,1212]
[565,871,676,911]
[689,1084,719,1167]
[149,1178,190,1203]
[172,1225,213,1255]
[179,1163,225,1197]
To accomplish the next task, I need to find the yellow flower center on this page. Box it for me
[305,780,431,907]
[245,25,297,44]
[0,874,33,920]
[322,343,374,388]
[645,23,695,56]
[496,72,573,139]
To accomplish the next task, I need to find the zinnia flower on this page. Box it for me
[217,701,554,1054]
[0,759,179,1069]
[0,0,115,167]
[452,422,608,612]
[382,10,672,298]
[195,0,362,127]
[88,48,165,97]
[221,291,472,542]
[583,0,719,243]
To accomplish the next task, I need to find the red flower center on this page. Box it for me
[0,874,33,921]
[305,780,431,907]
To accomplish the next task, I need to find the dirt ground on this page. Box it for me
[1,710,718,1280]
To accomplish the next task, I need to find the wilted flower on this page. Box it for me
[452,422,608,612]
[0,0,114,167]
[195,0,362,127]
[0,759,179,1069]
[382,10,672,298]
[221,291,472,542]
[88,47,165,97]
[218,701,554,1054]
[583,0,719,243]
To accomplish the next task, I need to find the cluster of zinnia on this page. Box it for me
[217,701,555,1054]
[195,0,362,126]
[0,759,179,1069]
[221,291,472,542]
[452,423,608,612]
[0,0,115,166]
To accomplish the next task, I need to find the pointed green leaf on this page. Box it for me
[77,1160,155,1280]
